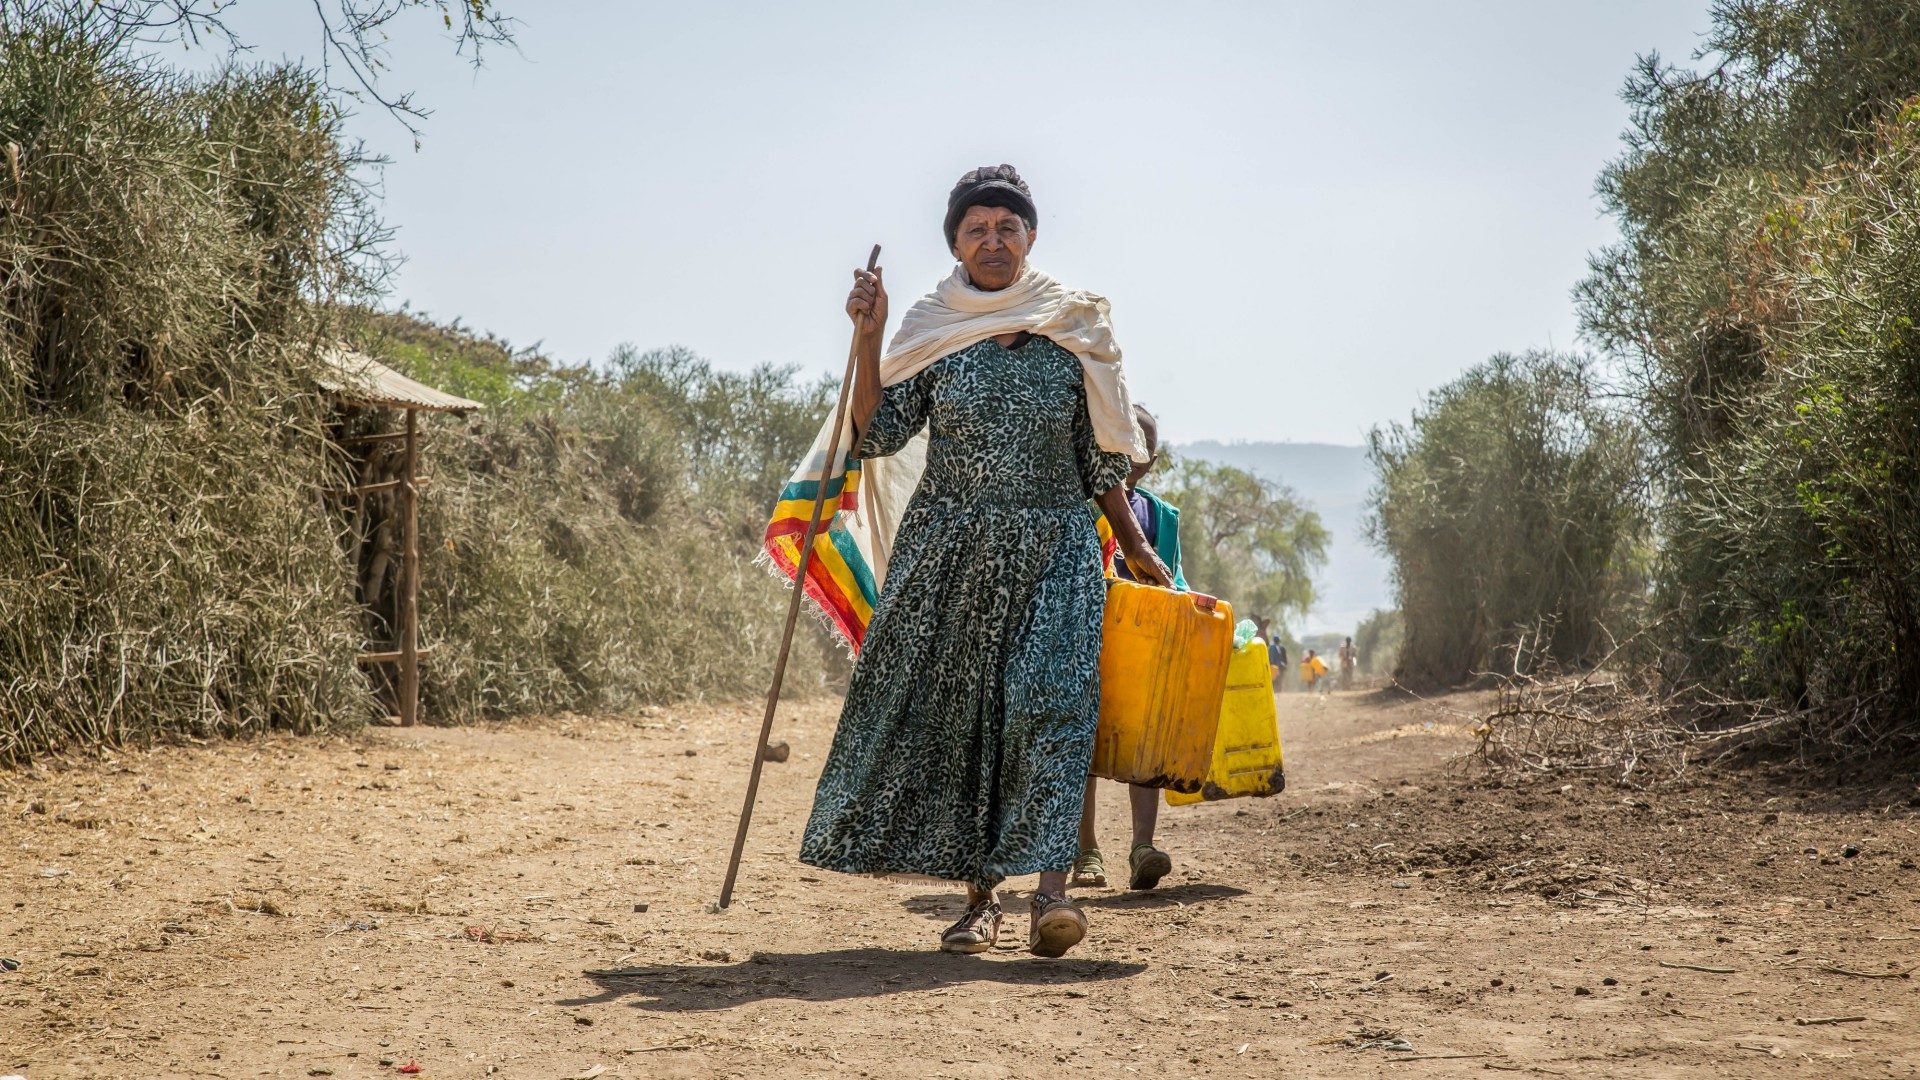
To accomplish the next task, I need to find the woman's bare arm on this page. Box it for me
[1096,484,1174,588]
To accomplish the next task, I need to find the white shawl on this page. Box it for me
[828,264,1144,588]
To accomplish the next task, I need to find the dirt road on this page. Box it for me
[4,689,1916,1078]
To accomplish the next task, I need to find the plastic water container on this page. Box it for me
[1091,580,1233,793]
[1166,638,1287,805]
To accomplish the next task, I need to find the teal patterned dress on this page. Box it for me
[799,335,1132,889]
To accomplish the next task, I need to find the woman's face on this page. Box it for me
[952,205,1034,291]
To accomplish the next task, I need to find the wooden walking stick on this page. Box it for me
[718,244,881,910]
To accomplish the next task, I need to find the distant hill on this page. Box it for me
[1173,441,1393,636]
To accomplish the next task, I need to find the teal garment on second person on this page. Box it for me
[1114,487,1188,591]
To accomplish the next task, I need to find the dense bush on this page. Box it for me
[0,19,378,762]
[351,314,843,720]
[1580,0,1920,743]
[1632,111,1920,722]
[0,14,839,762]
[1366,352,1646,688]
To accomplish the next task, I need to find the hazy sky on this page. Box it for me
[219,1,1714,447]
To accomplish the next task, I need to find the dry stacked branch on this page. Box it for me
[0,18,848,763]
[1470,666,1808,786]
[1472,674,1698,784]
[0,19,378,762]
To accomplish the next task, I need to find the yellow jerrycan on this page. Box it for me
[1091,580,1233,794]
[1166,638,1287,805]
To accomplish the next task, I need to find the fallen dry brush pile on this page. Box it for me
[1472,674,1697,784]
[1469,669,1820,786]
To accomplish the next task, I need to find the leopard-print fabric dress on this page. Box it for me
[799,335,1131,890]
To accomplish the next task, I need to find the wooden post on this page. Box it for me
[399,408,420,727]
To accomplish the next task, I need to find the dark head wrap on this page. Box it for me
[943,164,1037,251]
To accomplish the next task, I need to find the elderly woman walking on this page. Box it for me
[769,164,1171,957]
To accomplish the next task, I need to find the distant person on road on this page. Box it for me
[1271,637,1289,690]
[1255,617,1280,689]
[1338,636,1358,690]
[1076,404,1185,893]
[1300,649,1328,693]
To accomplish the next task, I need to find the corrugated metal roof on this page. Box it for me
[316,345,483,414]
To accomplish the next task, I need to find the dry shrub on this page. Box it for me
[0,18,377,763]
[0,17,847,765]
[349,315,847,720]
[1473,673,1698,785]
[417,414,837,717]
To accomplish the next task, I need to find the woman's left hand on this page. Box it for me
[1121,544,1175,589]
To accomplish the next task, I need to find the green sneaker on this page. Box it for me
[1070,847,1108,889]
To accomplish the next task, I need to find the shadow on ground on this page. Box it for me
[897,882,1250,921]
[560,947,1147,1011]
[1078,883,1249,910]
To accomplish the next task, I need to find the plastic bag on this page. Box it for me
[1233,618,1258,649]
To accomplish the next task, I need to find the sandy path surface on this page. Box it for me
[4,689,1916,1078]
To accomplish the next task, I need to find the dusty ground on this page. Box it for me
[3,688,1917,1079]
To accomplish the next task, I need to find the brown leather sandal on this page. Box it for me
[940,898,1002,954]
[1027,892,1087,958]
[1070,847,1108,889]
